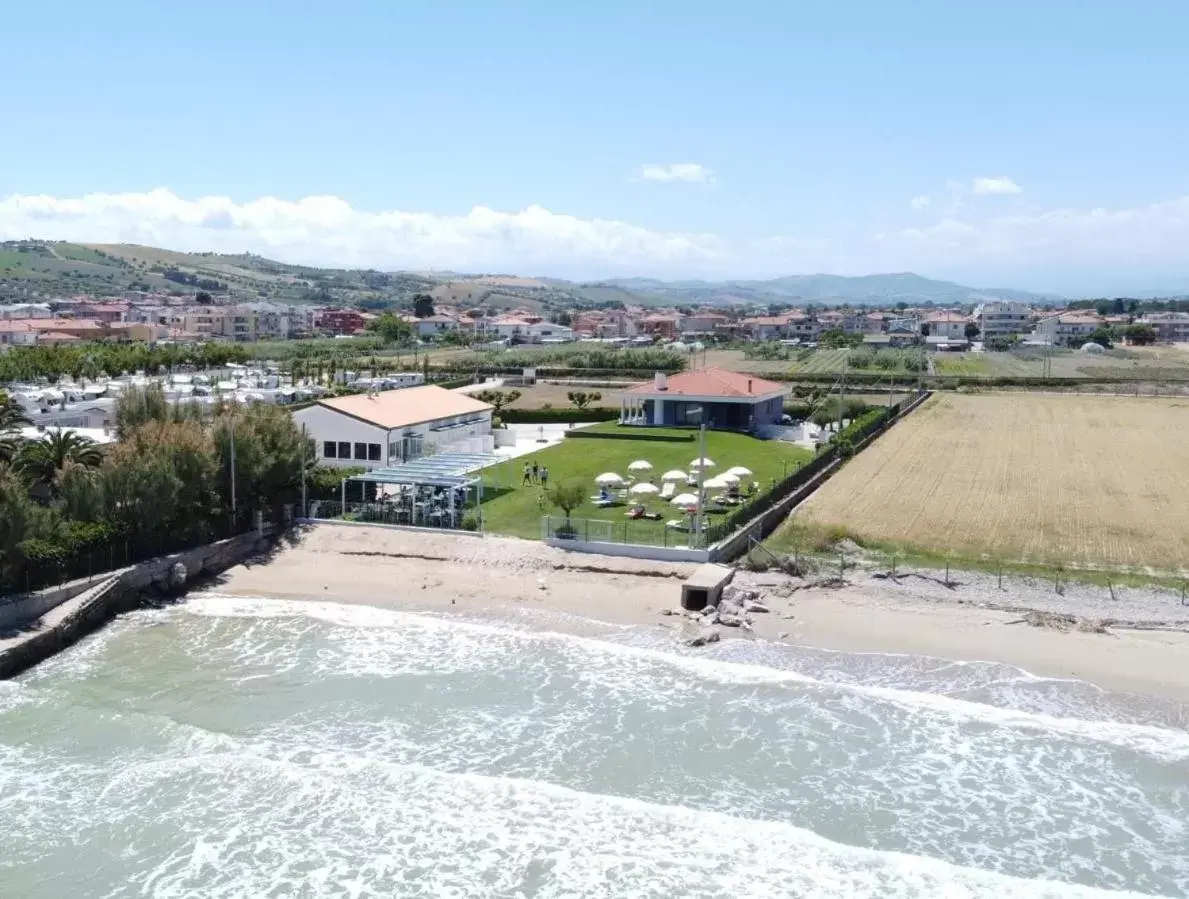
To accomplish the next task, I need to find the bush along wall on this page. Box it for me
[501,407,621,424]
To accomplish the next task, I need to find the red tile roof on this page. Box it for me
[626,367,787,398]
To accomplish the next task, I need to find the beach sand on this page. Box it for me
[215,523,1189,703]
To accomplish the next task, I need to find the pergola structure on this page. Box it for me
[337,452,498,530]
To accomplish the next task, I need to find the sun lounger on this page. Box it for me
[659,482,675,500]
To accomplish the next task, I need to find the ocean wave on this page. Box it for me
[34,746,1162,899]
[181,594,1189,761]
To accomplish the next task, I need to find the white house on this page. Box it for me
[292,385,494,470]
[1032,312,1105,347]
[922,311,970,341]
[407,314,458,338]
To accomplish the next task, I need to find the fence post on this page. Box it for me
[890,553,897,577]
[997,561,1002,590]
[838,548,845,579]
[944,559,949,587]
[1107,577,1115,601]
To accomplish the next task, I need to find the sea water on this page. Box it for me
[1,593,1187,898]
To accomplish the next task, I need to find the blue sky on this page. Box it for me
[2,0,1188,295]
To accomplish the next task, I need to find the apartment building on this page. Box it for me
[1137,312,1189,343]
[1032,312,1105,347]
[974,301,1033,340]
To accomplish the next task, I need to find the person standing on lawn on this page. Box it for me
[540,466,549,488]
[522,463,532,486]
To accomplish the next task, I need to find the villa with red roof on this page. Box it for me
[620,367,788,431]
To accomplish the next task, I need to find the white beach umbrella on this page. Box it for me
[716,472,740,485]
[660,469,687,482]
[594,472,625,486]
[726,466,753,477]
[689,457,715,468]
[702,475,732,489]
[670,493,699,506]
[629,482,660,495]
[627,460,653,472]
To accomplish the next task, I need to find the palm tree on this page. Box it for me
[19,429,103,492]
[0,392,31,432]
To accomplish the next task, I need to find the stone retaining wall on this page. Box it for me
[0,530,274,680]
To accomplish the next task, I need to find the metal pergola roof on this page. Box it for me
[346,452,500,488]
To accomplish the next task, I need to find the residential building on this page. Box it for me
[292,385,494,471]
[922,311,970,341]
[974,301,1033,340]
[619,367,788,431]
[0,321,39,346]
[680,312,729,336]
[406,314,458,338]
[1032,312,1105,347]
[783,313,821,342]
[0,303,52,319]
[1137,312,1189,342]
[77,302,129,324]
[636,314,681,341]
[315,308,367,335]
[863,312,890,333]
[739,316,789,341]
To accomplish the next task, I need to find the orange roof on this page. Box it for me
[310,385,492,429]
[626,367,787,398]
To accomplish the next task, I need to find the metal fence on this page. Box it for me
[305,500,478,532]
[1,515,259,601]
[541,515,709,549]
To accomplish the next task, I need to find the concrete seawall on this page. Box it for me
[0,530,274,679]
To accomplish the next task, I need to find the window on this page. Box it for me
[354,442,368,460]
[389,441,400,461]
[323,441,337,459]
[367,443,381,461]
[338,441,351,459]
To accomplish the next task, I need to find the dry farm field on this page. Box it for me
[788,392,1189,572]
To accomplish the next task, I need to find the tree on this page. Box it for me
[474,389,521,416]
[412,294,435,318]
[19,430,103,492]
[1082,327,1116,349]
[367,312,413,344]
[1124,323,1157,346]
[566,390,602,410]
[1112,297,1127,315]
[548,481,586,523]
[0,390,30,432]
[919,322,932,338]
[196,291,213,304]
[964,321,981,342]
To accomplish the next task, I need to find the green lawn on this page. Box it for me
[478,424,812,543]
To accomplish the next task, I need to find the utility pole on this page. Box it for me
[229,416,237,523]
[836,369,846,436]
[300,423,308,518]
[693,406,706,548]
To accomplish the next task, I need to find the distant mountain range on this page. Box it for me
[1,239,1063,310]
[585,273,1060,307]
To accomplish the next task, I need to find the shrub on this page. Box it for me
[460,512,480,532]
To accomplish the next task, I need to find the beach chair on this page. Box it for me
[659,481,675,500]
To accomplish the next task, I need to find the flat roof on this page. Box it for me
[346,452,500,487]
[315,385,492,430]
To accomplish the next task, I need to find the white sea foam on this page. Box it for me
[67,748,1160,899]
[181,594,1189,761]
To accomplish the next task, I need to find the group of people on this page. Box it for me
[522,461,550,487]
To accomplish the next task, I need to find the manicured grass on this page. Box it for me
[478,424,812,542]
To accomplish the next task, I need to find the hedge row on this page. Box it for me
[564,429,695,443]
[501,407,621,424]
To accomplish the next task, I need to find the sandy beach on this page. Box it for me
[215,523,1189,704]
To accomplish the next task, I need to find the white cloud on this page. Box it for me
[637,163,715,183]
[909,195,931,210]
[971,176,1023,196]
[5,187,1189,293]
[0,189,726,280]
